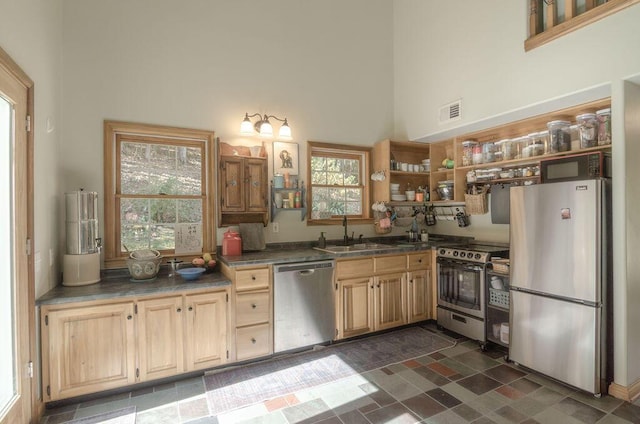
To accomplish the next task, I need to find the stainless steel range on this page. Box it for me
[436,243,509,345]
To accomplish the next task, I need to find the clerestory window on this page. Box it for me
[526,0,640,51]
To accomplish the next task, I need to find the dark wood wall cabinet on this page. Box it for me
[218,142,269,227]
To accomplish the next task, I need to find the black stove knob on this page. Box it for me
[475,253,481,260]
[453,251,459,257]
[460,252,466,258]
[440,249,446,255]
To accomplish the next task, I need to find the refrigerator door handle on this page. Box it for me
[510,287,600,307]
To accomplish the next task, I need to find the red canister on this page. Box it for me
[222,229,242,256]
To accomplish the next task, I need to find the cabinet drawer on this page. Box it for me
[336,258,374,279]
[235,291,270,327]
[235,267,270,291]
[235,323,271,361]
[374,255,406,273]
[408,252,431,270]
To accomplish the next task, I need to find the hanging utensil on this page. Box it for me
[425,205,436,226]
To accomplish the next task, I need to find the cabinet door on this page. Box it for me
[407,269,430,323]
[185,291,228,371]
[246,158,267,212]
[137,296,184,381]
[44,302,136,401]
[374,272,406,331]
[221,157,244,211]
[337,277,374,339]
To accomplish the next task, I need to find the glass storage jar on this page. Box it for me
[576,113,598,148]
[472,143,483,165]
[525,132,545,157]
[547,120,571,153]
[511,136,527,160]
[596,108,611,145]
[461,141,477,167]
[569,124,580,151]
[482,142,496,163]
[496,139,515,161]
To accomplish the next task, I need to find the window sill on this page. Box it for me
[308,218,374,226]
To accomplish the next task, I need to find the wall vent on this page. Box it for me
[439,99,462,124]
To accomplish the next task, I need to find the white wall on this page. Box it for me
[60,0,394,249]
[393,0,640,140]
[0,0,63,298]
[392,0,640,391]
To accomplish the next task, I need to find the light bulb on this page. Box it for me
[259,120,273,137]
[278,119,292,140]
[240,114,254,135]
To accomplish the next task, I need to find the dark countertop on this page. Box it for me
[218,237,466,267]
[37,269,231,306]
[37,236,476,306]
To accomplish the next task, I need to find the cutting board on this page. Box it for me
[239,223,266,251]
[491,184,511,224]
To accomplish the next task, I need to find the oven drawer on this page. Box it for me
[437,306,485,343]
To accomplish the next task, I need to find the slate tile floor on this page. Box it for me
[41,325,640,424]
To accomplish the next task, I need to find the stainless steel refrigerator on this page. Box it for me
[509,178,611,395]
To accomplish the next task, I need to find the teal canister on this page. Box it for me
[273,173,284,188]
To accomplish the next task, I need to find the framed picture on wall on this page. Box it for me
[273,141,299,175]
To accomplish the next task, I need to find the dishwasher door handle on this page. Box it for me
[298,269,315,276]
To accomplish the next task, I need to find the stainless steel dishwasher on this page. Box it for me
[273,260,335,353]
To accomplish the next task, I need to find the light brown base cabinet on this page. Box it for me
[220,263,273,362]
[407,251,432,323]
[40,287,229,402]
[335,251,432,340]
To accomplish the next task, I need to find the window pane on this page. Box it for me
[150,199,177,223]
[310,148,365,218]
[120,141,201,195]
[120,197,202,252]
[0,94,16,410]
[178,199,202,223]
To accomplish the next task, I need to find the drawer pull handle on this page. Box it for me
[251,303,257,309]
[177,307,182,313]
[188,306,193,311]
[127,315,132,320]
[418,259,422,263]
[251,275,256,280]
[251,338,257,344]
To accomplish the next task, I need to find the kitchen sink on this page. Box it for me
[314,243,399,254]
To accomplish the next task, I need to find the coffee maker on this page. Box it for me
[62,189,101,286]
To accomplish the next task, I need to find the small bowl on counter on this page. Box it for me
[176,267,207,281]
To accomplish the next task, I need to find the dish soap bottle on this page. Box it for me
[318,232,326,248]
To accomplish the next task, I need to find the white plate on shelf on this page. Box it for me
[391,194,406,202]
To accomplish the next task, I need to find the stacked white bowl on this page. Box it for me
[390,183,405,201]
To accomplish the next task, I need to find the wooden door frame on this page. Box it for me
[0,46,36,423]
